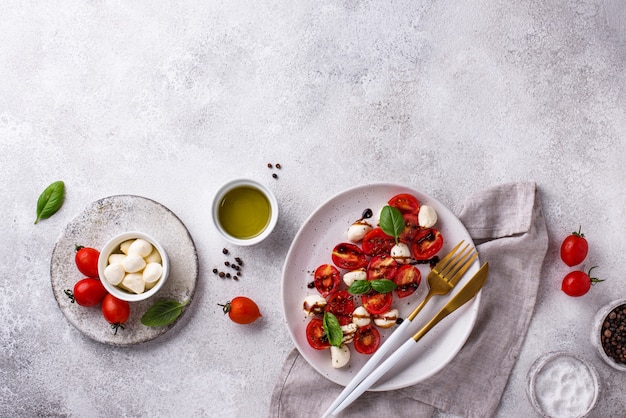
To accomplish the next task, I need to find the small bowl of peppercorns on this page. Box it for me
[591,298,626,371]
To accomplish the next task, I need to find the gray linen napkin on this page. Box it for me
[270,182,548,418]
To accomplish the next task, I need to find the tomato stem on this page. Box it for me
[74,244,85,252]
[64,289,75,303]
[587,266,605,284]
[573,226,585,238]
[110,323,125,335]
[218,302,232,315]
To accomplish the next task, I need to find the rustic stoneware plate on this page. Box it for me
[282,183,480,390]
[50,195,198,346]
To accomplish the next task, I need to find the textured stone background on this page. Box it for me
[2,0,626,416]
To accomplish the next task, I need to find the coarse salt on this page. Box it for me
[529,352,599,418]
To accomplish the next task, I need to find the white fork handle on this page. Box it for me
[321,319,411,418]
[329,338,416,416]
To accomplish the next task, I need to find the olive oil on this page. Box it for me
[218,186,271,239]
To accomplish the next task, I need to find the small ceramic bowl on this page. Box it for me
[591,298,626,371]
[526,351,599,418]
[212,178,278,246]
[97,231,169,302]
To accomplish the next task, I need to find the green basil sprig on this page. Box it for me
[379,205,404,244]
[34,180,65,224]
[348,279,396,295]
[323,312,343,347]
[141,300,189,327]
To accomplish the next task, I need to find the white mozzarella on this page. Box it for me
[144,248,162,264]
[390,243,411,264]
[347,220,373,242]
[343,268,366,287]
[303,295,327,316]
[418,205,438,228]
[341,323,358,344]
[373,309,399,329]
[143,262,163,284]
[128,239,153,257]
[121,272,145,294]
[330,345,351,369]
[119,240,133,255]
[122,254,146,273]
[104,263,125,286]
[352,306,371,327]
[108,253,126,265]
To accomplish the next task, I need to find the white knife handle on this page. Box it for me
[330,338,416,416]
[321,319,411,418]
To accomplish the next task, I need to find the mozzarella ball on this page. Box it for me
[108,253,126,265]
[352,306,371,327]
[343,268,366,287]
[119,240,133,255]
[104,263,125,286]
[143,262,163,284]
[303,295,327,316]
[418,205,438,228]
[390,243,411,264]
[330,345,351,369]
[341,323,358,344]
[128,238,154,258]
[374,309,399,328]
[347,220,373,243]
[121,272,145,294]
[122,254,146,273]
[144,248,162,264]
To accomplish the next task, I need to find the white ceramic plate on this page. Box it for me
[50,195,198,346]
[282,183,481,390]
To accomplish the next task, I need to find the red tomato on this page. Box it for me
[221,296,262,324]
[101,294,130,334]
[394,264,421,298]
[399,213,419,243]
[325,290,355,317]
[75,246,100,278]
[411,228,444,260]
[314,264,341,297]
[332,243,368,270]
[362,228,396,257]
[366,255,398,281]
[561,267,603,297]
[72,278,107,307]
[388,193,420,215]
[361,292,393,315]
[306,318,330,350]
[354,325,381,354]
[560,228,588,267]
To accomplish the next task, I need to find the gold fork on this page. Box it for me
[321,241,477,418]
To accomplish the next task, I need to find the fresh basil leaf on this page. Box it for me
[34,180,65,224]
[323,312,343,347]
[141,300,189,327]
[379,205,404,243]
[371,279,397,294]
[348,279,372,295]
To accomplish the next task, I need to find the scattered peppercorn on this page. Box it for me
[226,273,231,278]
[225,261,230,267]
[219,272,225,278]
[272,173,278,179]
[276,163,281,169]
[235,257,243,266]
[307,281,315,289]
[267,163,273,168]
[212,268,218,274]
[222,248,229,255]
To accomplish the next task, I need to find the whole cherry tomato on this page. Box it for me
[67,278,108,307]
[219,296,261,324]
[75,246,100,278]
[560,227,588,267]
[102,294,130,334]
[561,267,604,297]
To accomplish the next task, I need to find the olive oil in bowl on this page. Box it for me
[218,186,271,239]
[212,179,278,246]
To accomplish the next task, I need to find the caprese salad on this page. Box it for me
[302,193,445,369]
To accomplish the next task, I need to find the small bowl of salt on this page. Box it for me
[526,351,599,418]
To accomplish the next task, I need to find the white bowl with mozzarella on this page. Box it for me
[98,231,169,302]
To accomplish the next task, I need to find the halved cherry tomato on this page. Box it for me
[394,264,421,298]
[325,290,355,317]
[362,228,396,257]
[332,243,368,270]
[354,325,381,354]
[361,292,393,315]
[75,246,100,278]
[314,264,341,297]
[399,213,419,243]
[306,318,330,350]
[411,228,444,260]
[388,193,420,215]
[367,255,398,281]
